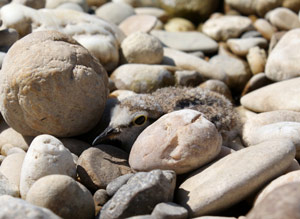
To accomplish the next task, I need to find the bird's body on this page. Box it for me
[93,86,240,152]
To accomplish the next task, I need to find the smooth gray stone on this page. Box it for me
[106,173,134,196]
[151,202,188,219]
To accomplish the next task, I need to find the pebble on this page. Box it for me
[95,2,135,25]
[241,77,300,112]
[106,173,134,196]
[202,15,253,41]
[241,30,262,38]
[99,170,176,219]
[0,152,25,188]
[121,31,163,64]
[164,17,195,32]
[77,144,132,191]
[247,183,300,219]
[0,195,61,219]
[266,7,300,30]
[119,14,159,36]
[151,30,218,53]
[1,143,16,156]
[6,147,25,155]
[254,18,277,40]
[0,171,19,197]
[129,109,222,174]
[87,0,106,7]
[45,0,88,11]
[254,170,300,206]
[241,73,274,96]
[246,46,267,75]
[110,64,175,93]
[59,138,91,156]
[94,189,109,214]
[268,31,286,54]
[134,7,168,22]
[227,37,268,56]
[26,174,94,219]
[0,52,6,69]
[55,2,84,11]
[113,0,160,8]
[12,0,46,9]
[0,28,19,49]
[151,202,188,219]
[199,80,233,102]
[175,70,203,87]
[20,134,76,199]
[177,139,295,217]
[266,28,300,81]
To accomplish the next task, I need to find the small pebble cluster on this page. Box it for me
[0,0,300,219]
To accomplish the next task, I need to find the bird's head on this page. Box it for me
[92,94,163,152]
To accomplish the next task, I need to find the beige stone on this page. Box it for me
[135,7,168,22]
[266,28,300,81]
[6,147,25,156]
[164,17,195,32]
[0,171,19,197]
[202,15,253,41]
[121,32,163,64]
[1,143,15,156]
[113,0,160,8]
[12,0,46,9]
[266,7,300,30]
[129,109,222,174]
[26,174,94,219]
[254,19,277,40]
[110,64,175,93]
[175,70,203,87]
[55,2,83,11]
[227,37,268,57]
[283,0,300,12]
[45,0,88,11]
[86,0,106,7]
[177,139,296,217]
[199,80,233,102]
[247,46,267,75]
[0,152,25,188]
[241,77,300,112]
[0,30,108,137]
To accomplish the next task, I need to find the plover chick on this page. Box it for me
[93,86,240,152]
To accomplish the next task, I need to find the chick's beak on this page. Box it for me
[92,126,120,146]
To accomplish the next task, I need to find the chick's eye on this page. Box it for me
[133,115,147,126]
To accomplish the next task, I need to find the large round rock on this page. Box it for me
[0,30,108,137]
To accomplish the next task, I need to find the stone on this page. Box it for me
[0,155,5,165]
[77,144,132,192]
[59,138,90,156]
[151,202,188,219]
[6,147,25,156]
[247,46,266,75]
[86,0,106,7]
[164,17,195,32]
[202,15,253,41]
[20,134,76,199]
[241,30,262,38]
[0,28,19,48]
[110,64,175,93]
[0,195,60,219]
[241,77,300,112]
[242,110,300,158]
[175,70,203,87]
[241,73,273,96]
[283,0,300,12]
[247,183,300,219]
[45,0,88,11]
[106,173,134,196]
[227,37,268,57]
[254,19,277,40]
[266,7,300,30]
[255,170,300,206]
[95,2,135,25]
[151,30,218,53]
[199,80,233,102]
[119,14,159,36]
[177,139,296,217]
[121,32,163,64]
[225,0,282,16]
[129,109,222,174]
[159,0,219,22]
[1,144,15,156]
[188,51,205,59]
[94,189,109,206]
[113,0,160,8]
[189,217,236,219]
[0,152,25,188]
[12,0,46,9]
[162,48,227,82]
[135,7,168,22]
[0,0,8,7]
[99,170,176,219]
[266,29,300,81]
[0,52,6,69]
[1,3,124,71]
[55,2,83,11]
[0,30,108,137]
[0,171,19,197]
[209,54,251,92]
[26,174,94,219]
[268,31,286,54]
[285,159,300,173]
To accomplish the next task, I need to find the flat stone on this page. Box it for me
[177,139,296,217]
[246,46,267,75]
[0,195,61,219]
[151,30,218,53]
[242,110,300,158]
[227,37,268,56]
[266,7,300,30]
[247,183,300,219]
[202,15,253,41]
[95,2,135,25]
[266,28,300,81]
[119,14,159,36]
[241,77,300,112]
[254,18,277,40]
[110,64,175,93]
[26,174,94,219]
[241,73,274,96]
[106,173,134,196]
[0,171,19,197]
[134,7,168,22]
[20,135,76,199]
[0,152,25,188]
[77,144,132,192]
[164,17,195,32]
[129,109,222,174]
[151,202,188,219]
[241,30,262,38]
[162,48,227,82]
[99,170,176,219]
